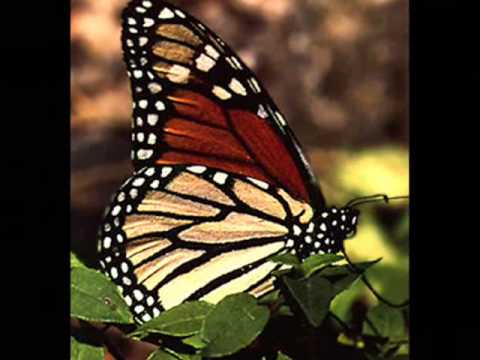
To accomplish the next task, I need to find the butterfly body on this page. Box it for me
[98,0,360,323]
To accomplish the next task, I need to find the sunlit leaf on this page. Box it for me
[133,301,214,338]
[182,334,208,350]
[71,252,87,269]
[71,267,133,324]
[298,254,344,277]
[363,304,407,341]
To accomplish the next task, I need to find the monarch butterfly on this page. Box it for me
[98,0,373,323]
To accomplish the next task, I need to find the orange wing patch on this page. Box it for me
[122,214,192,238]
[126,237,172,266]
[232,179,287,220]
[165,172,235,206]
[155,24,203,47]
[178,212,288,244]
[138,190,221,217]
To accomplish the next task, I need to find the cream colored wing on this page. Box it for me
[98,165,314,322]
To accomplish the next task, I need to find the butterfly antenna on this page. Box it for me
[340,242,409,308]
[346,194,409,207]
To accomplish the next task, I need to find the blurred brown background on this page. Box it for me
[71,0,408,267]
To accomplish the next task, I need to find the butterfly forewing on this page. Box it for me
[122,0,323,205]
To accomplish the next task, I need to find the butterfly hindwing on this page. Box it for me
[98,165,313,321]
[122,0,324,205]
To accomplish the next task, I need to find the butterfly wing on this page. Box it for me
[98,165,311,321]
[122,0,324,206]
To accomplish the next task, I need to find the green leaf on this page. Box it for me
[70,337,104,360]
[270,253,300,266]
[277,305,294,317]
[71,252,87,269]
[201,293,270,358]
[321,259,381,294]
[148,348,202,360]
[396,343,409,355]
[282,273,336,327]
[276,351,293,360]
[337,333,366,349]
[71,267,133,324]
[147,348,180,360]
[363,304,407,341]
[133,301,213,338]
[257,289,281,305]
[298,254,344,278]
[182,334,208,349]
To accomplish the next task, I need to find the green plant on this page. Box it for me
[70,249,408,359]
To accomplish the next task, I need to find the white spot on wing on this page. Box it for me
[293,225,302,236]
[205,45,220,59]
[159,7,175,19]
[213,172,228,185]
[137,149,153,160]
[161,167,173,178]
[196,53,216,72]
[247,177,269,189]
[103,237,112,249]
[248,77,261,93]
[145,168,156,176]
[143,18,155,27]
[148,82,162,94]
[111,206,121,216]
[155,101,165,111]
[257,105,268,119]
[212,86,232,100]
[231,57,243,69]
[187,165,207,174]
[275,111,287,126]
[175,9,186,18]
[229,78,247,96]
[133,289,144,301]
[166,65,190,84]
[147,133,157,145]
[133,178,145,187]
[147,114,159,126]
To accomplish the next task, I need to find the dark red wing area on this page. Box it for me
[123,0,324,206]
[156,91,310,202]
